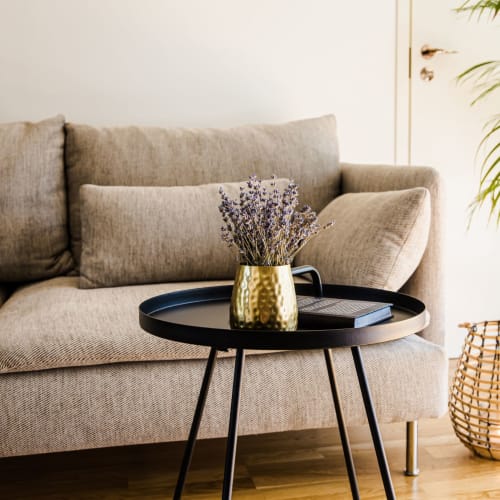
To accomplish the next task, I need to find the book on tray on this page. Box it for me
[297,295,393,328]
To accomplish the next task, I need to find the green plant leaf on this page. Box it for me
[477,123,500,152]
[457,60,500,106]
[455,0,500,20]
[471,82,500,105]
[481,139,500,166]
[479,155,500,186]
[455,1,500,226]
[471,171,500,224]
[457,60,498,82]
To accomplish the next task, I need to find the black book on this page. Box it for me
[297,295,393,328]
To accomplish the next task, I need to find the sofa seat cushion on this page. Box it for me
[0,336,447,456]
[0,277,241,374]
[65,115,341,265]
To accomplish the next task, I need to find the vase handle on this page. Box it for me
[291,265,323,297]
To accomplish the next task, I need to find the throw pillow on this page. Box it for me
[295,188,431,291]
[79,179,290,288]
[0,115,73,281]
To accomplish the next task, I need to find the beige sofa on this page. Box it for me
[0,115,447,473]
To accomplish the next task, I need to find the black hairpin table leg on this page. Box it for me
[351,346,396,500]
[324,349,360,500]
[173,347,218,499]
[222,348,246,500]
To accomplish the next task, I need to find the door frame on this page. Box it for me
[395,0,412,165]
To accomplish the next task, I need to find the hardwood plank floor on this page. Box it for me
[1,362,500,499]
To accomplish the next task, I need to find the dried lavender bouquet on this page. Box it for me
[219,175,333,266]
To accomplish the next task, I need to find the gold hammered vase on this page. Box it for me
[230,265,298,330]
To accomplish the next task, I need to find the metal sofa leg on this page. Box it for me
[405,421,420,476]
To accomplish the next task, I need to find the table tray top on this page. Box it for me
[139,283,428,350]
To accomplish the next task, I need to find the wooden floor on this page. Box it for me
[1,364,500,499]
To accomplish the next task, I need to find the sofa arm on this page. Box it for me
[341,163,444,346]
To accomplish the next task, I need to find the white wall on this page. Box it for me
[0,0,397,164]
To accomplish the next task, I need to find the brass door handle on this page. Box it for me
[421,44,458,59]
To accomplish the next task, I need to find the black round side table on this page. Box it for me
[139,282,428,500]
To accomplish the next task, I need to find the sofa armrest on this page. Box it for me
[341,163,444,346]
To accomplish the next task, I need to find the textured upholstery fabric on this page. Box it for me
[79,179,290,288]
[0,116,73,281]
[340,164,444,346]
[0,277,239,374]
[0,337,448,457]
[65,115,341,265]
[296,188,431,291]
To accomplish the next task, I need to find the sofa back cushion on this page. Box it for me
[0,116,73,281]
[65,115,341,266]
[79,179,291,288]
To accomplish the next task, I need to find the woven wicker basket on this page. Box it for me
[449,321,500,460]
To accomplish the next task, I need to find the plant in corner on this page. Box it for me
[455,0,500,224]
[449,1,500,463]
[218,175,333,331]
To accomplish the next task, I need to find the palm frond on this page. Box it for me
[472,82,500,105]
[477,120,500,152]
[455,0,500,20]
[470,157,500,224]
[480,155,500,186]
[457,60,499,82]
[468,178,499,224]
[480,141,500,171]
[455,1,500,225]
[468,117,500,225]
[457,61,500,106]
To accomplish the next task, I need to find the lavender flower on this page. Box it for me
[218,175,334,266]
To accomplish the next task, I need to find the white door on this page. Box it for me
[407,1,500,356]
